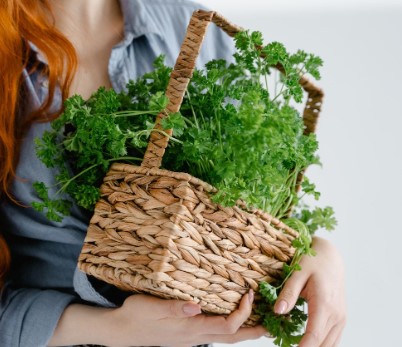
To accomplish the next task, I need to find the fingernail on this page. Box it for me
[183,303,201,316]
[275,300,288,314]
[248,289,254,304]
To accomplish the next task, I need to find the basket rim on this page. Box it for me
[108,162,218,193]
[105,162,299,239]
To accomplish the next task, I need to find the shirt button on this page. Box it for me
[41,80,49,89]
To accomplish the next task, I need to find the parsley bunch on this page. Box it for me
[163,46,320,219]
[33,31,336,346]
[33,87,169,221]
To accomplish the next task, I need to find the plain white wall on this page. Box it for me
[197,1,402,346]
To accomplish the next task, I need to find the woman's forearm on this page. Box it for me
[48,303,116,346]
[48,293,265,347]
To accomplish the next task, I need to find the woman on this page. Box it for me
[0,0,346,346]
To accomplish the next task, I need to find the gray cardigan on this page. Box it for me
[0,1,234,346]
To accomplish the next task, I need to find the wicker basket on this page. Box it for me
[78,10,323,325]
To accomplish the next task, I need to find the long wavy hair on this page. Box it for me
[0,0,77,287]
[0,235,11,288]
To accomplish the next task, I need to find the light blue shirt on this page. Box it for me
[0,1,234,346]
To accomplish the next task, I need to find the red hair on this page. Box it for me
[0,0,77,286]
[0,235,11,289]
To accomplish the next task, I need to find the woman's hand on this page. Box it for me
[107,290,266,347]
[274,237,347,347]
[50,237,344,347]
[50,289,266,346]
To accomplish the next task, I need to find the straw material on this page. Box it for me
[78,9,323,325]
[79,164,298,325]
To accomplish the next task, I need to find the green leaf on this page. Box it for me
[297,206,337,234]
[32,181,72,222]
[161,112,186,137]
[150,91,169,111]
[257,282,307,347]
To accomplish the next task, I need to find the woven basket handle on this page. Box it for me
[141,10,324,169]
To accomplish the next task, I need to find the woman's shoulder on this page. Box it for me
[122,0,235,65]
[121,0,210,39]
[127,0,208,13]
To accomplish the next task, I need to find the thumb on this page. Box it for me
[274,270,307,314]
[158,299,202,318]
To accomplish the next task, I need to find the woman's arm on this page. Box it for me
[48,303,115,346]
[49,291,266,347]
[274,237,347,346]
[50,238,346,347]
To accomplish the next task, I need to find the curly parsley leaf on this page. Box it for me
[33,86,164,219]
[296,206,337,234]
[161,112,186,137]
[32,182,72,223]
[257,282,307,347]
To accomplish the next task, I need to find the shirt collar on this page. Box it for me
[119,0,164,41]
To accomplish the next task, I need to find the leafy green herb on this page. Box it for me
[296,206,337,234]
[257,282,307,347]
[31,182,71,222]
[33,88,165,212]
[161,32,325,221]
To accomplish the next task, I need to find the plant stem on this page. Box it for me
[112,110,159,117]
[56,156,142,195]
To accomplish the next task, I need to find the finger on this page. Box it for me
[196,290,254,335]
[274,269,309,314]
[204,325,267,344]
[320,322,345,347]
[331,330,344,347]
[165,300,202,318]
[137,295,202,319]
[299,304,329,347]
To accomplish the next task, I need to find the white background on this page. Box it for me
[198,1,402,346]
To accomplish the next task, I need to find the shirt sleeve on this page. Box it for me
[0,282,76,347]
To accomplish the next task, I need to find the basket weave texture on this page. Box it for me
[78,10,323,325]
